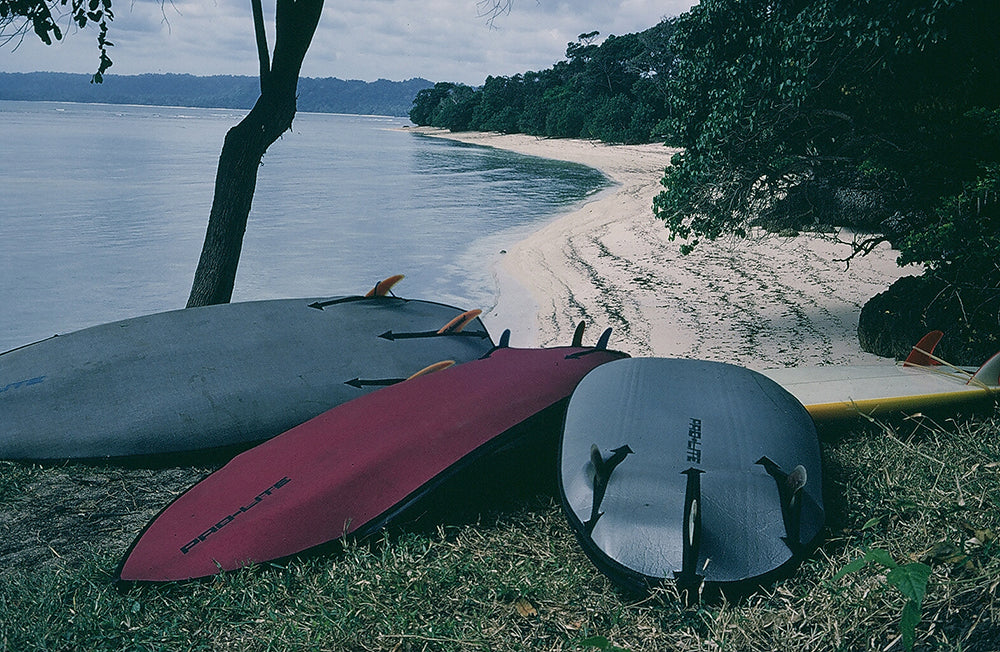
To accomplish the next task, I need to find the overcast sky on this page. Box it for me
[1,1,697,85]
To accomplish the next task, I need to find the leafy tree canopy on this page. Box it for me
[653,0,1000,291]
[1,0,114,81]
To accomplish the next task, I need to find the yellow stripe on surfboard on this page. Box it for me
[803,388,997,422]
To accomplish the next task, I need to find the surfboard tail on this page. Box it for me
[561,358,823,598]
[903,330,1000,387]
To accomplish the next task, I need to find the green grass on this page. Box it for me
[1,414,998,651]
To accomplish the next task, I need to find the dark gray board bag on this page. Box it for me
[1,294,492,460]
[560,357,824,598]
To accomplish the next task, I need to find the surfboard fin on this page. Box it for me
[406,360,455,380]
[584,443,633,536]
[565,327,616,359]
[595,328,612,351]
[571,321,586,347]
[310,275,406,309]
[674,467,705,602]
[345,359,457,388]
[970,351,1000,387]
[437,309,483,335]
[379,310,489,342]
[364,274,405,298]
[756,457,807,553]
[480,329,512,360]
[903,331,944,367]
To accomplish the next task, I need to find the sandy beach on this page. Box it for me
[412,127,918,369]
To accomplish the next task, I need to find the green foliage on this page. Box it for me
[411,82,460,125]
[472,75,526,133]
[409,25,678,145]
[654,0,1000,295]
[0,0,115,81]
[897,158,1000,286]
[833,549,932,651]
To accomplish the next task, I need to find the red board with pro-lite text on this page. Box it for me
[117,341,626,582]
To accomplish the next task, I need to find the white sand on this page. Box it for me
[412,128,919,369]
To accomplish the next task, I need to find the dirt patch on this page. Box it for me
[0,462,217,575]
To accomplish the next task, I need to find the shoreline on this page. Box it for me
[411,127,918,368]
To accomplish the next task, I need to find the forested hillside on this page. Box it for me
[0,72,432,117]
[409,25,674,145]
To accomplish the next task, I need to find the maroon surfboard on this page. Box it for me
[117,333,627,582]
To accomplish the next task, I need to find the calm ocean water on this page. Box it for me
[0,100,608,352]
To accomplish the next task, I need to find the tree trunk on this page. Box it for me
[186,0,323,308]
[185,95,292,308]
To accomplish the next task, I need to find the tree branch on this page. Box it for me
[272,0,323,81]
[251,0,271,90]
[477,0,512,27]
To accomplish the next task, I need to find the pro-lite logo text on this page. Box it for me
[180,477,291,555]
[686,418,702,464]
[0,376,45,394]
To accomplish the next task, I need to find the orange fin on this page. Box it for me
[406,360,455,380]
[437,309,483,335]
[364,274,405,298]
[903,330,944,366]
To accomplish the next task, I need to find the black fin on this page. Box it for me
[498,329,511,348]
[595,328,612,351]
[564,327,616,360]
[583,444,633,536]
[756,456,807,553]
[674,467,705,601]
[571,321,586,347]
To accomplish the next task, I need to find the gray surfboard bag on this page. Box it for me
[1,294,492,460]
[560,357,824,598]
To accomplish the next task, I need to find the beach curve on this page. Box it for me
[411,127,918,368]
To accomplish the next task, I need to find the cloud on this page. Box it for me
[1,0,695,84]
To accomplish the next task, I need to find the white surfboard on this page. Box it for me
[761,332,1000,424]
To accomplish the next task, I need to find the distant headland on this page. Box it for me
[0,72,433,117]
